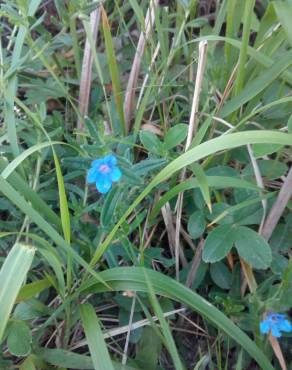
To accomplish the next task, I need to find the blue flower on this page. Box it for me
[260,312,292,338]
[87,154,122,194]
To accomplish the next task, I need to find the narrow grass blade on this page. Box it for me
[0,243,35,341]
[79,304,115,370]
[144,270,185,370]
[101,6,126,135]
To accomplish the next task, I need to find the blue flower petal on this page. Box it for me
[279,319,292,333]
[110,166,122,182]
[92,158,103,168]
[260,321,270,334]
[271,325,281,338]
[104,154,117,167]
[87,168,97,183]
[96,175,112,194]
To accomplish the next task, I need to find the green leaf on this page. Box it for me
[39,348,94,369]
[234,226,272,269]
[135,327,162,370]
[139,131,163,155]
[7,321,32,357]
[16,279,51,303]
[192,163,212,211]
[143,271,185,370]
[187,210,206,239]
[203,225,236,263]
[252,143,283,158]
[210,262,232,290]
[79,303,115,370]
[164,124,188,150]
[0,243,35,341]
[243,159,288,180]
[101,187,123,227]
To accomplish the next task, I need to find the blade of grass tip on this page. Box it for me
[79,303,115,370]
[77,7,101,136]
[101,5,126,136]
[175,40,208,281]
[124,0,158,129]
[143,270,185,370]
[0,243,35,341]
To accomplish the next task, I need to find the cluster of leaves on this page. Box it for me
[0,0,292,369]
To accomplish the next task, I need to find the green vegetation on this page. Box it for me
[0,1,291,369]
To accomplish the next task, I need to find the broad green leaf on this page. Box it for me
[16,279,51,303]
[0,243,35,341]
[83,267,274,370]
[39,348,94,369]
[164,124,188,149]
[139,131,163,155]
[135,327,162,370]
[243,159,288,180]
[187,210,206,239]
[19,355,37,370]
[210,262,232,290]
[101,187,123,227]
[7,321,32,357]
[79,304,115,370]
[39,348,138,370]
[203,225,235,263]
[252,144,283,158]
[234,226,272,269]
